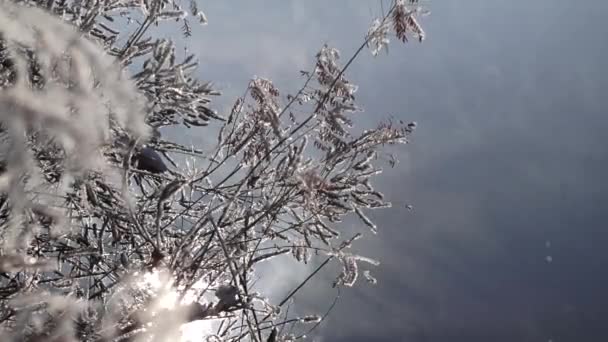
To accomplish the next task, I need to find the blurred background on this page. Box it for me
[163,1,608,341]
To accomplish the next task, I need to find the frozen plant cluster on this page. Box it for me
[0,0,428,341]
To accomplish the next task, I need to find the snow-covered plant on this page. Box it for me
[0,0,428,341]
